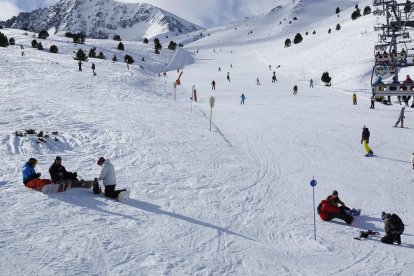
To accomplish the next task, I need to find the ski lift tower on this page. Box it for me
[371,0,414,97]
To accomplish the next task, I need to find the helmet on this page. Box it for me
[97,157,105,165]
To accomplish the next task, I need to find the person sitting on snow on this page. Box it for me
[49,156,94,188]
[326,190,353,214]
[22,158,53,191]
[318,197,353,225]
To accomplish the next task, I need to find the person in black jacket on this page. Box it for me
[361,125,373,156]
[49,156,93,188]
[381,212,404,245]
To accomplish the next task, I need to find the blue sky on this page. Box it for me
[0,0,278,27]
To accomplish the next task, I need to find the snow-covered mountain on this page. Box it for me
[0,0,204,40]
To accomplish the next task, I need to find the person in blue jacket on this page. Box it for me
[22,158,52,191]
[240,93,246,104]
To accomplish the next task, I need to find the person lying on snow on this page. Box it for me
[49,156,94,188]
[22,158,52,191]
[318,191,353,225]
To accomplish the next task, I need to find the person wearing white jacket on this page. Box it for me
[97,157,125,199]
[411,153,414,170]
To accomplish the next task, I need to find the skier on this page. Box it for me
[272,71,277,83]
[381,212,404,245]
[352,93,357,105]
[370,95,375,109]
[293,85,298,95]
[218,67,221,72]
[411,153,414,169]
[256,77,260,85]
[318,198,353,225]
[361,125,374,156]
[310,78,313,88]
[211,80,216,90]
[227,72,230,82]
[22,158,53,191]
[78,60,82,71]
[394,106,405,128]
[49,156,94,188]
[91,62,96,76]
[96,157,128,199]
[240,93,246,104]
[269,65,271,70]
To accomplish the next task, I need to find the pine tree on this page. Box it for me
[124,54,134,64]
[38,30,49,39]
[336,24,341,31]
[321,72,332,86]
[50,45,58,53]
[293,33,303,44]
[328,28,332,34]
[154,38,162,54]
[98,51,106,59]
[75,49,87,61]
[31,39,38,48]
[143,38,149,44]
[37,42,44,50]
[352,9,361,20]
[88,47,97,58]
[118,42,124,51]
[9,37,15,45]
[112,55,117,62]
[168,41,177,50]
[363,6,371,15]
[285,38,291,47]
[336,7,340,14]
[113,34,121,41]
[0,32,8,47]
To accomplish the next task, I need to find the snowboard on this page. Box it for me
[354,230,380,240]
[365,153,374,157]
[42,182,71,194]
[117,190,130,202]
[346,208,361,216]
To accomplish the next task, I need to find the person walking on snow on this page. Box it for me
[91,62,96,76]
[22,158,53,191]
[240,93,246,104]
[370,95,375,109]
[211,80,216,90]
[394,106,406,128]
[353,93,357,105]
[293,85,298,95]
[272,71,277,83]
[78,60,82,71]
[96,157,127,199]
[227,72,230,82]
[310,78,313,88]
[361,125,374,156]
[256,77,260,85]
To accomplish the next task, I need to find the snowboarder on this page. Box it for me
[256,77,260,85]
[218,67,221,72]
[49,156,94,188]
[230,64,233,68]
[272,71,277,83]
[293,85,298,95]
[91,62,96,76]
[361,125,374,156]
[211,80,216,90]
[370,95,375,109]
[22,158,53,191]
[310,78,313,88]
[318,198,353,225]
[240,93,246,104]
[353,93,357,105]
[326,190,359,216]
[96,157,128,199]
[227,72,230,82]
[269,65,271,70]
[381,212,404,245]
[394,106,405,128]
[78,60,82,71]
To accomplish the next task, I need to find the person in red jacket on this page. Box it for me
[318,199,353,225]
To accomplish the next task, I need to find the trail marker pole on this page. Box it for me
[209,96,215,131]
[310,177,318,240]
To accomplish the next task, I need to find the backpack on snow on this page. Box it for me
[390,214,404,234]
[93,178,102,194]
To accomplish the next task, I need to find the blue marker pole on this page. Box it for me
[310,177,318,240]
